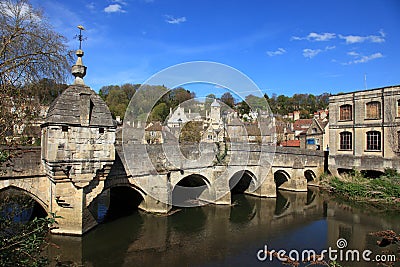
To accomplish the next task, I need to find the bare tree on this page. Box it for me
[0,0,71,144]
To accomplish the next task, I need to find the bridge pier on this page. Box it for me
[50,181,97,235]
[251,170,276,198]
[279,167,308,192]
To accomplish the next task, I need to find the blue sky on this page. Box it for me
[31,0,400,97]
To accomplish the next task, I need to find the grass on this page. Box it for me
[320,169,400,211]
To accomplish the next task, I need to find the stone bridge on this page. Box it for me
[0,143,325,236]
[0,48,325,235]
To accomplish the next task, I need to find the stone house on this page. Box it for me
[299,118,329,150]
[329,85,400,174]
[145,122,163,144]
[293,119,313,138]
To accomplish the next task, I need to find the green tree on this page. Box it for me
[237,100,250,116]
[245,94,268,110]
[149,102,169,122]
[221,92,235,108]
[179,121,202,143]
[105,88,129,119]
[121,83,139,100]
[0,190,57,266]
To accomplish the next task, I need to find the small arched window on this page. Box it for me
[365,101,381,119]
[366,131,381,151]
[339,104,352,121]
[340,131,352,150]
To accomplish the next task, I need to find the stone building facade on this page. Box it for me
[329,85,400,175]
[41,48,116,235]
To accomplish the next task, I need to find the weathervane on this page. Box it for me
[72,25,87,85]
[75,25,86,50]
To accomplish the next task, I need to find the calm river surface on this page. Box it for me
[49,188,400,267]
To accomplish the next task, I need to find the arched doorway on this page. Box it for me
[172,174,210,207]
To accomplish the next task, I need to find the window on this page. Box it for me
[340,105,352,121]
[397,100,400,117]
[99,127,104,134]
[366,101,381,119]
[312,128,317,134]
[62,125,68,132]
[340,132,352,150]
[307,139,315,145]
[366,131,381,151]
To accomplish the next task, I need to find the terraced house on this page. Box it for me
[329,85,400,176]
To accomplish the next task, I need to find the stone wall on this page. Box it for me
[0,146,44,178]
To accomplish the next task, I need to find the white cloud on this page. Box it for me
[302,46,335,59]
[344,52,383,64]
[86,2,95,10]
[292,32,336,42]
[339,30,385,44]
[266,48,286,57]
[104,4,125,13]
[303,48,322,58]
[165,15,186,24]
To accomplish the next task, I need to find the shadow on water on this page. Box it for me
[306,187,317,206]
[274,190,290,216]
[169,206,206,233]
[229,194,256,224]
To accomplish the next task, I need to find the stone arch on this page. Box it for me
[361,170,384,178]
[0,183,49,212]
[304,170,316,182]
[103,181,147,200]
[0,185,48,215]
[88,185,145,222]
[172,174,211,206]
[229,170,257,194]
[274,170,290,188]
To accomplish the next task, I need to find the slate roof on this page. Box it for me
[45,84,114,127]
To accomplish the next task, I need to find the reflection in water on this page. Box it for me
[306,188,317,205]
[230,194,257,224]
[169,207,206,233]
[50,189,400,267]
[274,190,290,216]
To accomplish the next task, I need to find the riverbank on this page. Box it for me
[319,169,400,213]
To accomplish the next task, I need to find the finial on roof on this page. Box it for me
[72,25,87,85]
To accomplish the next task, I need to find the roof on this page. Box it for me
[293,119,312,131]
[211,99,220,107]
[281,140,300,147]
[227,117,242,126]
[244,123,261,136]
[145,122,163,131]
[45,84,114,127]
[330,84,400,97]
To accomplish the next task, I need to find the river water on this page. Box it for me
[49,188,400,267]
